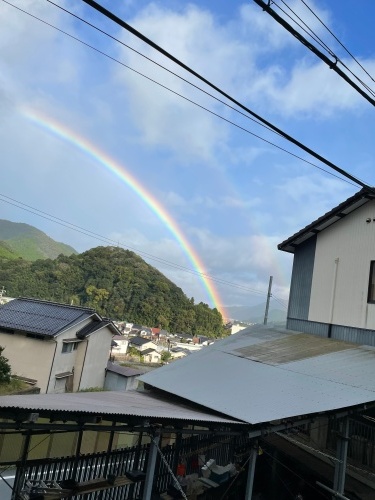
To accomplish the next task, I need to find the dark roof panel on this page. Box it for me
[278,188,374,253]
[0,298,94,337]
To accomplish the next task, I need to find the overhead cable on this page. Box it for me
[3,0,361,189]
[79,0,373,192]
[253,0,375,106]
[300,0,375,86]
[0,193,271,298]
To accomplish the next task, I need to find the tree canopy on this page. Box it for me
[0,246,225,337]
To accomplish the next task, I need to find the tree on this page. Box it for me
[0,347,11,384]
[161,351,172,363]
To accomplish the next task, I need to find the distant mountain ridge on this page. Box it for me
[225,303,287,324]
[0,220,77,260]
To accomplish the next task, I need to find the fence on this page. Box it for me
[12,431,250,499]
[327,417,375,470]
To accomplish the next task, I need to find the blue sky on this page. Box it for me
[1,0,375,312]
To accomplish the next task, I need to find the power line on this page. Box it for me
[274,0,375,99]
[0,192,271,298]
[299,0,375,86]
[253,0,375,106]
[78,0,374,192]
[3,0,360,191]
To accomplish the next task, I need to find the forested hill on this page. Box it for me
[0,220,77,260]
[0,246,224,337]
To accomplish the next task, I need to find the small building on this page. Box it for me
[141,348,161,363]
[111,335,129,355]
[278,187,375,346]
[128,336,158,352]
[0,297,120,393]
[104,362,145,391]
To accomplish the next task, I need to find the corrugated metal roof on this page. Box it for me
[0,390,244,425]
[139,325,375,425]
[0,298,94,337]
[106,362,145,377]
[278,188,374,253]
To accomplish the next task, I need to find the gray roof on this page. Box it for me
[106,362,145,377]
[0,390,244,425]
[76,319,120,338]
[0,298,94,337]
[129,336,153,347]
[278,188,374,253]
[139,325,375,425]
[142,348,159,355]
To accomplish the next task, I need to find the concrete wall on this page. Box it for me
[104,371,138,391]
[0,331,56,393]
[79,327,112,390]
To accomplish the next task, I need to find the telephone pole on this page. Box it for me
[263,276,273,325]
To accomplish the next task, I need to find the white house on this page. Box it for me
[279,187,375,345]
[0,297,120,393]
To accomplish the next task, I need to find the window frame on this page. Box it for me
[367,261,375,304]
[62,342,79,354]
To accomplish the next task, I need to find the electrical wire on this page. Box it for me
[299,0,375,85]
[255,0,375,104]
[2,0,360,191]
[0,192,271,298]
[276,0,375,99]
[77,0,374,191]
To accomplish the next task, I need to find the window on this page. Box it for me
[62,342,78,353]
[368,261,375,303]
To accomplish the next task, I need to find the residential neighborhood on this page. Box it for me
[1,0,375,499]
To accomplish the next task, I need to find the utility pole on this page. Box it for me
[263,276,273,325]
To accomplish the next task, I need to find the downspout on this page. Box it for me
[78,339,89,390]
[328,258,339,338]
[47,340,58,393]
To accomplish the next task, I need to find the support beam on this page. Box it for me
[333,417,350,496]
[244,445,257,499]
[142,433,160,500]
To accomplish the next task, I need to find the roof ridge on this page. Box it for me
[17,297,96,313]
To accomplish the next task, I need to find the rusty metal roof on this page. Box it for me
[139,325,375,425]
[278,188,374,253]
[0,390,245,425]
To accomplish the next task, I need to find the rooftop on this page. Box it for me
[278,188,375,253]
[140,324,375,425]
[0,298,95,337]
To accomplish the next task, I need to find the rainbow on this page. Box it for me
[21,106,227,318]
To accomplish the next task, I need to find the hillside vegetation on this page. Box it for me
[0,246,224,337]
[0,220,77,260]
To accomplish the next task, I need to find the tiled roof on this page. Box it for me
[76,319,119,339]
[0,298,94,337]
[142,348,159,355]
[129,336,152,346]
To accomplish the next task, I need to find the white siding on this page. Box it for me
[79,328,113,390]
[308,200,375,329]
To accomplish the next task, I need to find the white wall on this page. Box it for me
[308,200,375,329]
[79,327,113,390]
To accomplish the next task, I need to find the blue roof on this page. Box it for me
[0,298,95,337]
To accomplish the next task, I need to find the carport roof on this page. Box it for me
[139,325,375,424]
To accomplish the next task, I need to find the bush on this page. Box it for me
[0,346,11,384]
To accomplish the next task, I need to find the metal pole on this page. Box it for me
[244,446,257,499]
[142,433,160,500]
[316,481,351,500]
[333,417,349,496]
[263,276,273,325]
[12,431,32,500]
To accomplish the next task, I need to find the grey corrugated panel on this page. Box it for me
[332,324,375,347]
[0,390,244,425]
[287,318,329,337]
[288,237,316,320]
[0,298,93,336]
[139,325,375,425]
[106,363,145,377]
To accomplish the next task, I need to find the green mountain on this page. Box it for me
[0,246,224,337]
[0,220,77,261]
